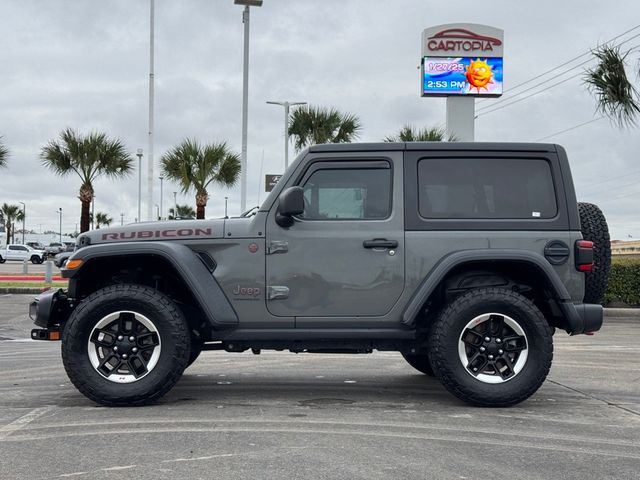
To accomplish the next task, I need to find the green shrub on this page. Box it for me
[605,257,640,306]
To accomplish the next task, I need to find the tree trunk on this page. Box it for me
[5,222,10,245]
[195,190,208,220]
[79,183,94,233]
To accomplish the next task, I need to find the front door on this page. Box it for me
[265,153,405,321]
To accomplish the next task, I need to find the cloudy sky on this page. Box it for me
[1,0,639,239]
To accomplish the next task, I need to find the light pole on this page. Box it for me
[136,148,143,222]
[224,197,228,218]
[173,192,177,219]
[155,204,160,220]
[18,202,25,244]
[57,208,62,243]
[120,213,124,226]
[235,0,263,214]
[266,101,306,170]
[147,0,155,221]
[159,175,164,220]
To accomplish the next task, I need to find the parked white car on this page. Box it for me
[0,244,46,264]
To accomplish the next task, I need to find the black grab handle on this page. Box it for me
[363,239,398,249]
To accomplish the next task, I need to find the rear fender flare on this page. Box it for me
[402,249,582,333]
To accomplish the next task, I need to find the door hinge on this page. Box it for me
[267,286,290,300]
[267,240,289,255]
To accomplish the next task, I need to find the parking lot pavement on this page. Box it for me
[0,294,639,480]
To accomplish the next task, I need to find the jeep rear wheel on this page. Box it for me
[61,284,190,406]
[428,288,553,407]
[402,353,435,376]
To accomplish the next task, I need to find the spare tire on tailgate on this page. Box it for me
[578,202,611,304]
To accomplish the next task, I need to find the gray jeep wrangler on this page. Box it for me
[30,142,610,407]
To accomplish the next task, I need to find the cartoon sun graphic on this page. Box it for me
[465,59,494,93]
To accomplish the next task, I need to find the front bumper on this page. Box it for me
[29,288,71,328]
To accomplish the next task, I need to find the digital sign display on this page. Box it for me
[422,57,503,97]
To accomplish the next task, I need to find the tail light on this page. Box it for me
[575,240,594,272]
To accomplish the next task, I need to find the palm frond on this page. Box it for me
[584,45,640,128]
[288,105,362,151]
[0,137,9,168]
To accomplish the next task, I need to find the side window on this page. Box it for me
[300,167,391,220]
[418,158,557,219]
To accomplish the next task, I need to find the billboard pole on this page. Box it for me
[446,97,475,141]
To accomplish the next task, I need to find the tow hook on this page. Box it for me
[31,329,61,341]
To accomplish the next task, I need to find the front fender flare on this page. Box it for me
[63,242,238,327]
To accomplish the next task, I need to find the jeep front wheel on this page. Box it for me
[61,284,190,406]
[428,288,553,407]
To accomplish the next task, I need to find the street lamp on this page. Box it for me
[57,208,62,243]
[18,202,25,244]
[159,175,164,220]
[235,0,263,214]
[147,0,156,222]
[137,148,143,222]
[173,192,177,219]
[266,101,306,170]
[155,204,160,220]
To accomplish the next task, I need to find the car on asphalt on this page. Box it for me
[29,142,610,408]
[53,251,72,268]
[44,242,65,256]
[0,244,46,264]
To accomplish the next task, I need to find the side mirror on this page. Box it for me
[276,186,304,227]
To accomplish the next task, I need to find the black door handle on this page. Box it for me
[363,239,398,249]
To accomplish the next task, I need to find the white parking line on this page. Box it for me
[0,406,55,440]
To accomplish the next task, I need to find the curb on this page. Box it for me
[0,287,53,295]
[604,307,640,318]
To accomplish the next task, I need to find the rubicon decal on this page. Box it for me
[102,228,212,241]
[427,28,502,53]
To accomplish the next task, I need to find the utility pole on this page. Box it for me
[136,148,143,222]
[266,101,306,169]
[159,175,164,220]
[147,0,155,221]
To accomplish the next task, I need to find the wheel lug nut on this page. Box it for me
[496,338,502,343]
[473,368,478,372]
[488,355,494,360]
[484,337,491,342]
[129,336,135,342]
[117,335,124,341]
[132,347,138,353]
[113,346,119,352]
[122,354,128,359]
[479,347,486,352]
[498,349,504,355]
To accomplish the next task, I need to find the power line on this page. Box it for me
[534,116,605,141]
[477,24,640,104]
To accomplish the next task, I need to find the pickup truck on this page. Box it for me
[0,244,46,264]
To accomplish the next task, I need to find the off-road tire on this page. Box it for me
[402,353,435,376]
[428,288,553,407]
[578,202,611,304]
[61,284,190,406]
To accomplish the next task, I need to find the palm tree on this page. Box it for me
[288,105,361,151]
[0,137,8,169]
[161,139,241,219]
[40,129,132,233]
[94,212,113,229]
[383,125,456,142]
[1,203,24,245]
[168,204,196,220]
[584,44,640,127]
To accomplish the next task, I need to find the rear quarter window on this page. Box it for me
[417,158,557,219]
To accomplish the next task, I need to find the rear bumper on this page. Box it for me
[560,302,603,335]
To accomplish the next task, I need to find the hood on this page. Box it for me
[78,219,226,246]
